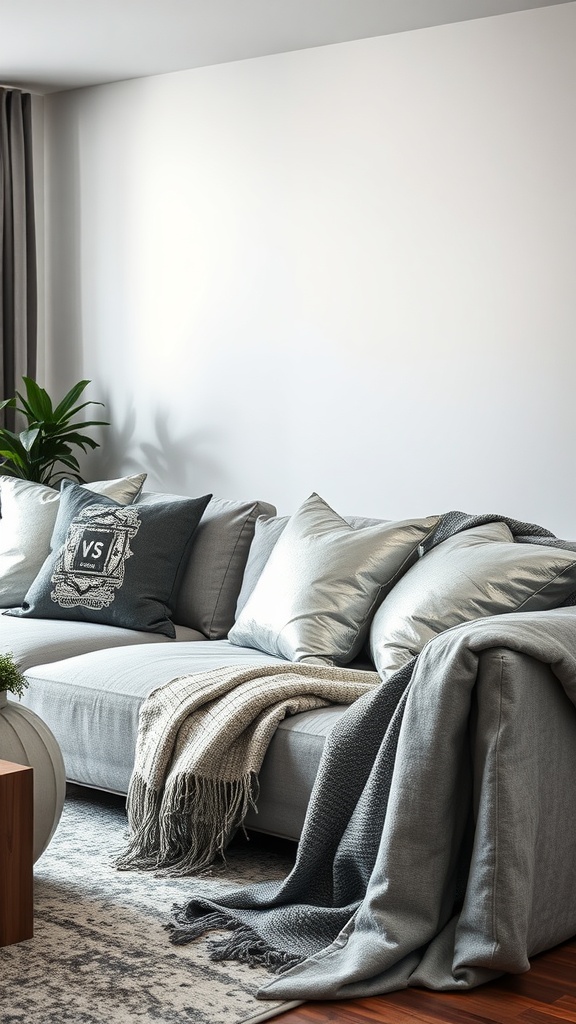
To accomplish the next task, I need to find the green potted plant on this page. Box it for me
[0,377,109,487]
[0,652,28,704]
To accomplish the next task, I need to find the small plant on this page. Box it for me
[0,377,109,487]
[0,652,28,699]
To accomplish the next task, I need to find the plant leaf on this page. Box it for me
[0,426,23,445]
[55,452,81,469]
[0,432,28,467]
[56,431,100,450]
[22,377,53,421]
[25,438,71,460]
[52,381,91,422]
[19,427,41,452]
[0,465,23,478]
[56,419,109,434]
[57,403,108,427]
[0,378,109,485]
[14,393,38,424]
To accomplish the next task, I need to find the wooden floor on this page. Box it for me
[274,935,576,1023]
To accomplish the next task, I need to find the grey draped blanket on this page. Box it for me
[167,512,576,1002]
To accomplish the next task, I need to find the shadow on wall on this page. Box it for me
[84,401,140,481]
[87,403,226,496]
[137,410,226,495]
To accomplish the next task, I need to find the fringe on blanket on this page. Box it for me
[166,905,302,973]
[115,770,259,874]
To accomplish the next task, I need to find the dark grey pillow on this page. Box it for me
[6,481,211,638]
[136,492,276,637]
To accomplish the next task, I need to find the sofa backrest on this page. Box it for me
[137,493,276,638]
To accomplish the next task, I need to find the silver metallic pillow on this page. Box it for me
[235,511,392,619]
[228,492,438,664]
[369,521,576,680]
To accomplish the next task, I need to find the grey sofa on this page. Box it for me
[6,483,576,1002]
[6,487,576,849]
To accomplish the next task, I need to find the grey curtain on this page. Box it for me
[0,87,37,424]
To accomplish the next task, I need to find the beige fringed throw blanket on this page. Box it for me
[115,662,377,875]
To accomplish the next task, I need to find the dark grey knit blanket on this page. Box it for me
[167,513,576,1003]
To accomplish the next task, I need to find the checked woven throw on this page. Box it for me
[115,662,377,875]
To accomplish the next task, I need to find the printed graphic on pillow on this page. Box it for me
[9,481,212,636]
[51,504,141,610]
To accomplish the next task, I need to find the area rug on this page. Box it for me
[0,786,301,1024]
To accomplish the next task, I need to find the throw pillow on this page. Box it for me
[137,492,276,638]
[228,492,439,664]
[235,515,289,619]
[6,481,211,637]
[369,521,576,681]
[0,473,147,608]
[234,511,391,619]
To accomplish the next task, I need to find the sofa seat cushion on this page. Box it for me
[21,639,348,839]
[0,613,203,671]
[243,705,345,840]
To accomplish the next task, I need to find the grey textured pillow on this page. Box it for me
[369,521,576,681]
[228,492,438,664]
[7,482,211,637]
[137,493,276,638]
[0,473,147,608]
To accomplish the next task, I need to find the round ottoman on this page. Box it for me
[0,691,66,862]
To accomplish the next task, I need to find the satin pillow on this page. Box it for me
[235,511,391,619]
[228,492,438,664]
[369,521,576,681]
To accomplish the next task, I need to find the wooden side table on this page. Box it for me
[0,759,33,946]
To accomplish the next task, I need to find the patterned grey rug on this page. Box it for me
[0,786,299,1024]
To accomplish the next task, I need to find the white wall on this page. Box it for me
[44,3,576,533]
